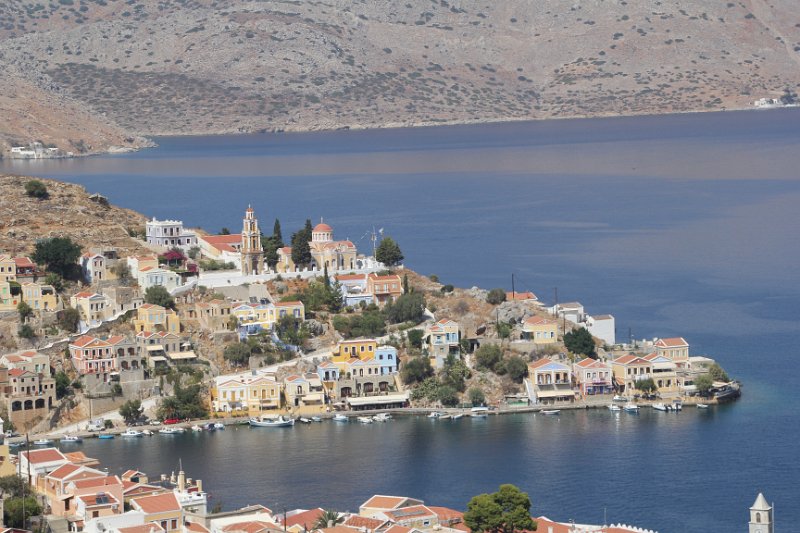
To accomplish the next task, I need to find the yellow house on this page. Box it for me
[22,282,58,312]
[230,300,304,331]
[0,255,16,282]
[0,444,17,477]
[333,339,377,363]
[70,291,114,327]
[212,375,282,414]
[0,280,21,312]
[654,337,690,366]
[133,304,181,334]
[522,316,559,344]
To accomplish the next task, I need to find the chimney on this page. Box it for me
[196,479,203,493]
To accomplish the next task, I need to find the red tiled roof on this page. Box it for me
[283,508,325,529]
[46,463,81,480]
[613,354,650,366]
[342,516,385,530]
[384,526,413,533]
[185,522,210,533]
[72,291,96,299]
[118,525,164,533]
[203,234,242,245]
[383,505,436,522]
[313,222,333,232]
[71,475,121,490]
[655,337,689,348]
[524,316,557,326]
[360,495,410,510]
[79,493,119,507]
[506,291,537,301]
[274,301,302,307]
[221,521,277,533]
[427,506,464,523]
[132,492,181,514]
[9,368,32,377]
[21,448,67,465]
[14,257,35,268]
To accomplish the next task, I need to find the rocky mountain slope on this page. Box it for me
[0,0,798,149]
[0,175,149,256]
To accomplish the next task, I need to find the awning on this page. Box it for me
[535,386,574,399]
[149,355,167,363]
[146,345,164,352]
[346,393,409,407]
[301,392,324,402]
[168,350,198,360]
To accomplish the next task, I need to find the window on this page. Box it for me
[171,520,178,530]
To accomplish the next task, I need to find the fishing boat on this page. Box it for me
[652,403,668,412]
[608,404,621,412]
[541,409,561,416]
[357,416,373,424]
[159,427,184,434]
[214,423,225,430]
[122,429,143,438]
[98,434,114,439]
[311,416,323,422]
[249,415,295,428]
[61,435,82,443]
[697,403,710,409]
[623,403,640,413]
[332,414,349,422]
[33,438,54,446]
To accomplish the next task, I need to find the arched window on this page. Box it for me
[756,513,761,523]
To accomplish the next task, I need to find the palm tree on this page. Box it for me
[313,510,343,530]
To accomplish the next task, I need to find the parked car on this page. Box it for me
[162,418,181,425]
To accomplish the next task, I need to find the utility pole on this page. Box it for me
[511,273,515,300]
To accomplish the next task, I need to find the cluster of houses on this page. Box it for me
[0,253,56,313]
[8,445,663,533]
[526,337,713,404]
[0,349,56,428]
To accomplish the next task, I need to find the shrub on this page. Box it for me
[24,179,48,199]
[401,357,434,384]
[475,344,503,371]
[468,387,486,406]
[18,324,35,339]
[502,356,528,383]
[385,292,426,324]
[59,308,81,333]
[407,329,424,349]
[486,288,506,305]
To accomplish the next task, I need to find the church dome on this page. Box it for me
[314,222,333,232]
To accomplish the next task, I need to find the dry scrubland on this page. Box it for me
[0,0,798,152]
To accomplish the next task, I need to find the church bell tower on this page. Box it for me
[241,206,264,276]
[749,493,773,533]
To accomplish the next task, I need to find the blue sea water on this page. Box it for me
[3,108,800,531]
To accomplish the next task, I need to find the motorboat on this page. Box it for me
[697,403,710,409]
[298,417,312,424]
[672,400,683,411]
[652,403,668,412]
[122,429,143,437]
[357,416,374,424]
[608,404,622,412]
[470,406,489,418]
[159,427,185,434]
[451,413,464,420]
[332,414,349,422]
[438,414,451,420]
[33,438,54,446]
[623,403,640,413]
[214,423,225,430]
[250,415,295,428]
[373,413,392,422]
[142,429,154,436]
[613,395,628,402]
[61,435,82,443]
[427,412,442,418]
[191,425,203,432]
[204,423,216,431]
[541,409,561,416]
[98,434,114,439]
[311,416,323,422]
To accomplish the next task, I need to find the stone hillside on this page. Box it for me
[0,175,149,256]
[0,0,798,149]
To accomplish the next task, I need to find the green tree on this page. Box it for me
[187,246,201,260]
[496,321,512,339]
[111,262,132,283]
[44,272,65,292]
[111,383,123,398]
[18,324,35,339]
[119,399,143,425]
[464,484,537,533]
[708,363,730,383]
[475,344,503,372]
[441,354,471,392]
[694,373,713,394]
[220,227,231,235]
[437,384,459,407]
[156,382,207,421]
[24,179,48,199]
[273,219,283,246]
[275,315,310,347]
[634,377,657,393]
[17,301,33,322]
[291,220,313,268]
[313,510,343,530]
[375,236,404,266]
[31,236,82,278]
[55,370,71,398]
[385,292,426,324]
[59,307,81,333]
[407,329,424,349]
[401,357,434,385]
[468,387,486,407]
[563,327,596,359]
[403,273,410,294]
[0,475,25,498]
[4,496,41,528]
[502,356,528,383]
[144,285,176,310]
[224,343,251,366]
[486,288,506,305]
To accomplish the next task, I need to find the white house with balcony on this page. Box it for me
[146,218,198,249]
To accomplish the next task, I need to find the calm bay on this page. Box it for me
[3,108,800,531]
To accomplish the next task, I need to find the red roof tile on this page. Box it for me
[132,492,180,514]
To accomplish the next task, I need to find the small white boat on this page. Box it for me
[427,412,441,418]
[470,406,489,418]
[438,414,451,420]
[623,403,640,413]
[250,416,295,427]
[191,425,203,432]
[61,435,82,443]
[541,409,561,416]
[122,429,143,438]
[142,429,154,436]
[214,422,226,430]
[332,414,349,422]
[357,416,374,424]
[672,401,683,411]
[311,416,323,422]
[652,403,668,412]
[613,395,628,402]
[372,413,392,422]
[159,427,184,434]
[697,403,710,409]
[298,417,312,424]
[34,438,54,446]
[608,404,622,412]
[451,413,464,420]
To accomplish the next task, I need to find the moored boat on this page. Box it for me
[142,429,154,436]
[250,415,295,427]
[652,403,668,412]
[541,409,561,416]
[98,434,114,439]
[623,403,640,413]
[357,416,373,424]
[214,423,225,430]
[427,411,442,418]
[34,438,54,446]
[61,435,82,443]
[470,406,489,418]
[608,404,621,412]
[159,427,185,434]
[697,403,710,409]
[451,413,464,420]
[299,417,312,424]
[332,414,349,422]
[122,429,143,437]
[311,416,322,422]
[191,425,203,432]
